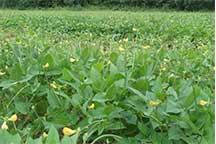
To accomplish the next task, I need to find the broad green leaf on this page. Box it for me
[71,94,83,107]
[151,77,164,99]
[120,111,137,125]
[179,86,194,108]
[128,87,147,102]
[0,80,17,89]
[107,121,125,130]
[166,99,182,114]
[93,92,107,103]
[47,89,61,108]
[9,63,24,80]
[138,122,148,136]
[26,137,43,144]
[110,63,118,74]
[0,130,21,144]
[61,68,81,83]
[93,62,104,72]
[90,67,103,91]
[132,78,149,93]
[61,136,71,144]
[14,99,29,114]
[168,126,182,140]
[46,125,60,144]
[166,87,178,100]
[105,84,117,99]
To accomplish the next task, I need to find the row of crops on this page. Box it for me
[0,10,214,143]
[0,0,214,10]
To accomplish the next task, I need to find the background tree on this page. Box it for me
[0,0,214,10]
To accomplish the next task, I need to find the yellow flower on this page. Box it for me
[132,28,139,32]
[88,103,95,109]
[0,71,6,76]
[69,57,76,63]
[8,114,18,122]
[160,66,166,71]
[122,38,128,42]
[118,46,125,52]
[168,73,175,78]
[107,60,112,65]
[3,42,7,45]
[163,58,169,62]
[1,122,8,130]
[142,45,150,50]
[199,100,208,106]
[50,81,58,89]
[62,127,77,136]
[42,63,49,68]
[42,132,48,138]
[149,100,157,107]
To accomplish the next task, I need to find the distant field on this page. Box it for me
[0,10,214,144]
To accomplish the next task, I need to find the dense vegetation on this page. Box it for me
[0,10,214,144]
[0,0,214,10]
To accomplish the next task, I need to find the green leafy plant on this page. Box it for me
[0,10,214,144]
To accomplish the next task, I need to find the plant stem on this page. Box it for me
[90,134,122,144]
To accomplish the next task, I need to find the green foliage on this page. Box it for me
[0,0,214,10]
[0,10,214,143]
[0,130,21,144]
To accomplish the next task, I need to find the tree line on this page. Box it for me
[0,0,214,10]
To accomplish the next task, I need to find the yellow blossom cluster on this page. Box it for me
[1,114,18,130]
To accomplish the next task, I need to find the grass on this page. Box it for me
[0,10,214,144]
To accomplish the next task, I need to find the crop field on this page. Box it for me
[0,10,214,144]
